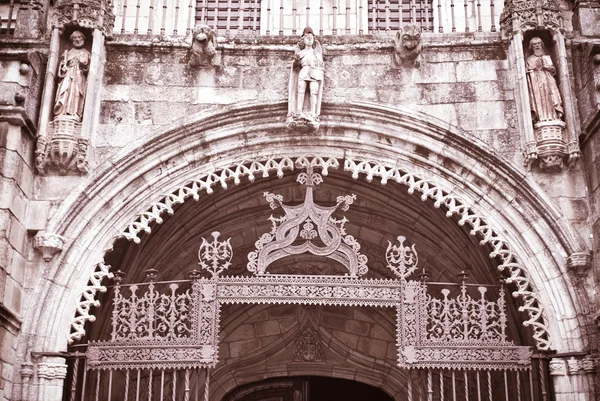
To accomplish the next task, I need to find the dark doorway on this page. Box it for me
[222,376,394,401]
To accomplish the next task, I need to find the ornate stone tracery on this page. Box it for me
[85,217,533,373]
[69,155,552,353]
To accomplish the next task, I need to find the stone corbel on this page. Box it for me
[567,252,592,279]
[33,232,65,262]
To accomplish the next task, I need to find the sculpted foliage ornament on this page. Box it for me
[53,0,115,33]
[198,232,233,278]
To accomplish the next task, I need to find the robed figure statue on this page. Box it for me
[287,27,324,131]
[54,31,91,120]
[526,37,563,123]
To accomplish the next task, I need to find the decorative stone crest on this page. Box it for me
[293,326,324,363]
[33,232,65,262]
[287,27,324,132]
[53,0,115,34]
[247,165,368,277]
[189,25,217,68]
[392,25,422,68]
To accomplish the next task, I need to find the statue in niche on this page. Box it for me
[54,30,90,121]
[526,37,563,123]
[393,25,422,68]
[287,27,324,132]
[189,24,217,68]
[525,36,571,170]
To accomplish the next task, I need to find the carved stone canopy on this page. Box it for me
[500,0,563,37]
[53,0,115,34]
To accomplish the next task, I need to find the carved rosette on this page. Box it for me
[500,0,563,38]
[33,232,66,262]
[53,0,115,34]
[37,116,89,175]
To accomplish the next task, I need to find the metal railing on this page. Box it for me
[112,0,503,37]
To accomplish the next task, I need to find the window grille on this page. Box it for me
[368,0,435,32]
[196,0,261,36]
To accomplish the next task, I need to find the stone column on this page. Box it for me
[550,356,597,401]
[507,32,537,167]
[35,357,68,401]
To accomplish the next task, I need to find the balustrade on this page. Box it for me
[110,0,503,37]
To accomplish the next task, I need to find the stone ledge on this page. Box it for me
[0,302,22,334]
[0,106,37,139]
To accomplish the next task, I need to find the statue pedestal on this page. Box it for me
[286,112,320,132]
[534,120,567,170]
[39,115,89,175]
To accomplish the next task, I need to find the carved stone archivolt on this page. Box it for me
[69,156,553,352]
[84,164,536,375]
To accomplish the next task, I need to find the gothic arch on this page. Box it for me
[19,100,591,365]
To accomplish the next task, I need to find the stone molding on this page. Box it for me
[0,303,23,334]
[37,362,68,380]
[33,232,65,262]
[21,362,34,379]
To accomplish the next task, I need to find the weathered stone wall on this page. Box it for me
[0,50,44,401]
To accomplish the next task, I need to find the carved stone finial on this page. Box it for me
[287,27,324,132]
[188,25,217,68]
[567,252,592,278]
[198,231,233,278]
[293,326,324,363]
[33,232,65,262]
[393,25,422,68]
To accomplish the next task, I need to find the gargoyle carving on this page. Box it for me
[189,24,217,68]
[393,25,422,68]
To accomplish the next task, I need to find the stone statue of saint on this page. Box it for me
[526,37,563,123]
[288,27,324,119]
[54,31,91,120]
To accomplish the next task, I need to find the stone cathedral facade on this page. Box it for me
[1,0,600,400]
